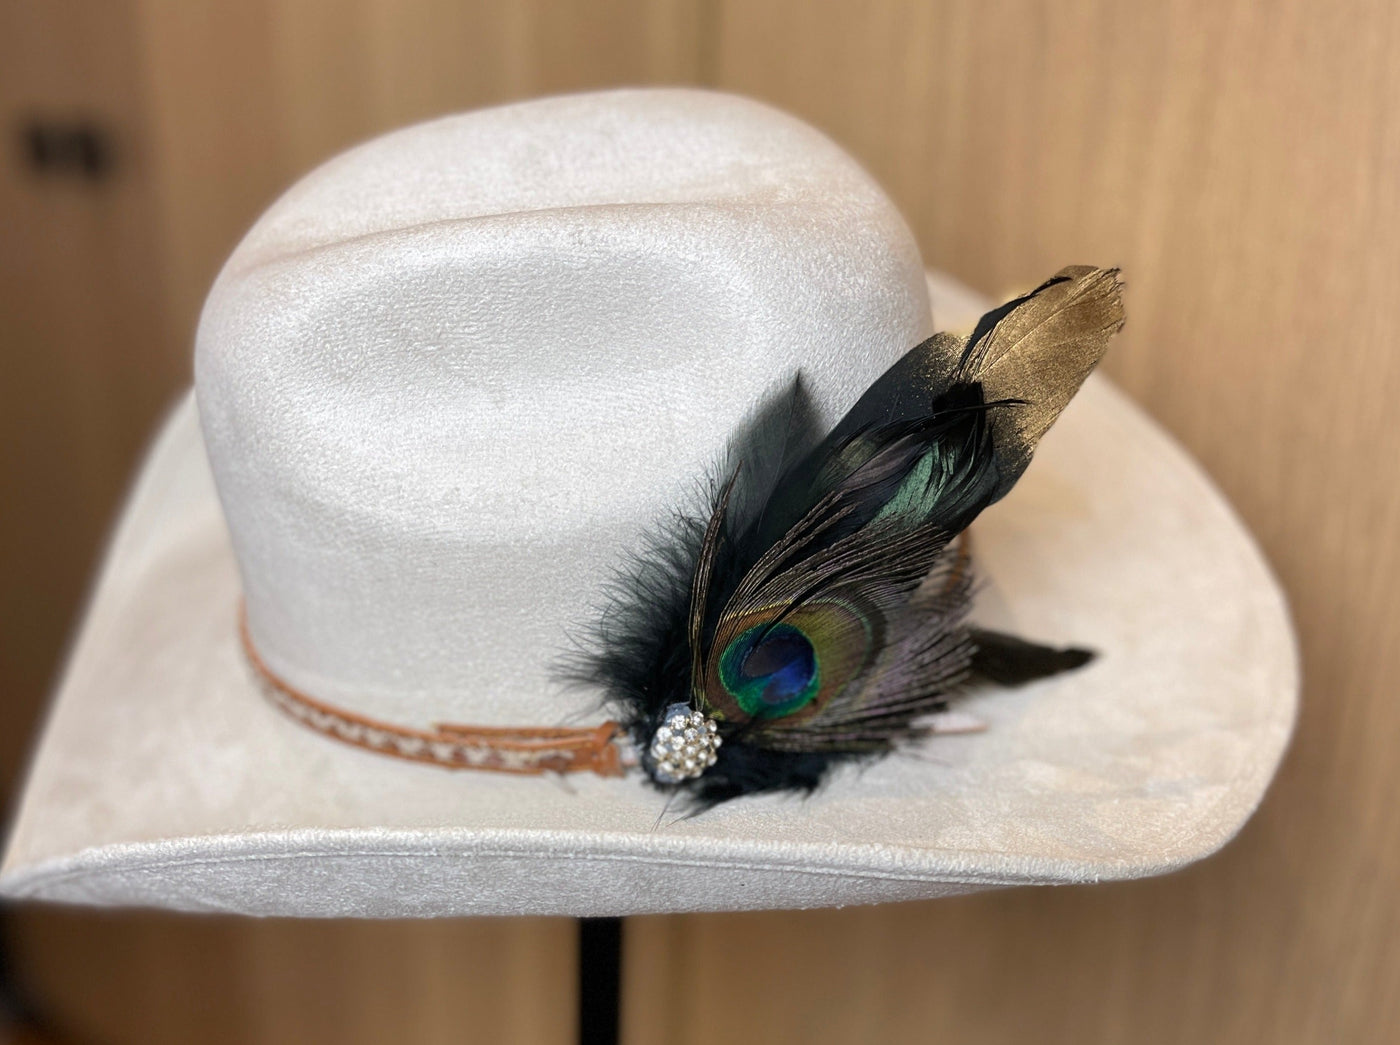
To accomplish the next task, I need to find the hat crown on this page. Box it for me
[195,88,931,725]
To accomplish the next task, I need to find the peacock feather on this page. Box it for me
[569,266,1125,806]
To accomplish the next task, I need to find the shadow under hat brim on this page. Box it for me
[0,275,1298,917]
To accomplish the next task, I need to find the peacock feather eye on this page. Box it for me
[702,597,880,726]
[718,623,820,718]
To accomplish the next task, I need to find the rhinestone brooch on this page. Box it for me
[648,703,721,783]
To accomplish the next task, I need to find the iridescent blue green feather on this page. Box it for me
[569,266,1125,806]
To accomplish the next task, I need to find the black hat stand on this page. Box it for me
[577,916,622,1045]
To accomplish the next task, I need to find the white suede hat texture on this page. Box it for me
[0,89,1298,917]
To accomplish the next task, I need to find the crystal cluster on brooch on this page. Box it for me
[648,703,721,783]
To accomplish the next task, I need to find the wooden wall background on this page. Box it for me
[1,1,1396,1041]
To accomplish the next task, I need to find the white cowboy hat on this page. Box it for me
[0,89,1296,917]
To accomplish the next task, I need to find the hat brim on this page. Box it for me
[0,274,1297,917]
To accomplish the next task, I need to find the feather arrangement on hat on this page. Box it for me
[570,266,1126,806]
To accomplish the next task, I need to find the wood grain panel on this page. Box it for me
[0,0,178,801]
[619,2,1400,1042]
[9,909,576,1045]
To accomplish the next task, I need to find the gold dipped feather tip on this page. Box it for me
[959,266,1125,487]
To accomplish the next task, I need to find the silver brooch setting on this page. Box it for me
[648,703,721,783]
